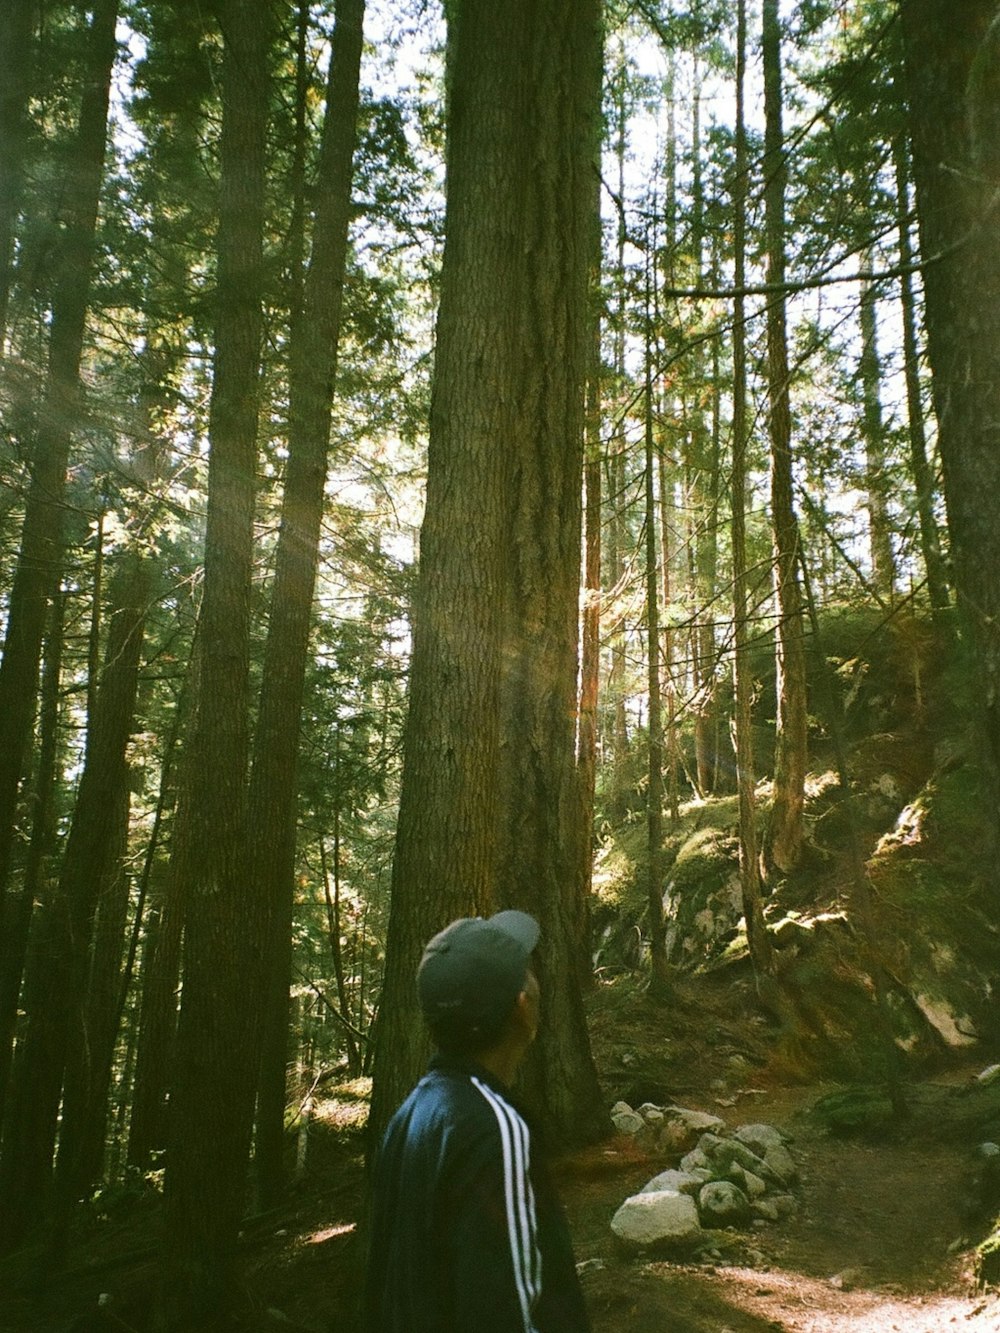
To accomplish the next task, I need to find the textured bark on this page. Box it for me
[762,0,807,876]
[858,252,896,602]
[577,155,603,981]
[688,72,720,799]
[0,0,117,941]
[0,555,149,1251]
[160,2,271,1321]
[891,134,951,621]
[371,0,605,1147]
[644,354,670,998]
[0,0,35,341]
[250,0,365,1214]
[901,0,1000,821]
[55,782,131,1211]
[732,0,774,985]
[0,591,63,1123]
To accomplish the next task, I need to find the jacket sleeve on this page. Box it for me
[443,1085,543,1333]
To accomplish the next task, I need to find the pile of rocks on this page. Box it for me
[608,1100,798,1253]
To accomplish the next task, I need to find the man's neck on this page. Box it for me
[475,1040,525,1090]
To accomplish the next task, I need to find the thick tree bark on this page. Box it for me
[901,0,1000,823]
[0,0,117,945]
[761,0,807,876]
[249,0,365,1214]
[160,2,271,1321]
[371,0,605,1147]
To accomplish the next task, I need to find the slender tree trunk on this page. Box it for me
[55,784,131,1212]
[858,253,896,603]
[607,44,630,786]
[891,132,951,622]
[688,67,719,798]
[126,615,198,1173]
[0,590,64,1123]
[0,0,117,942]
[160,3,271,1321]
[576,144,603,983]
[0,0,35,345]
[0,554,149,1252]
[321,802,361,1074]
[762,0,807,876]
[732,0,775,986]
[250,0,365,1214]
[644,331,670,997]
[55,554,155,1209]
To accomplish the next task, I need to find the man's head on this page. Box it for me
[417,909,540,1056]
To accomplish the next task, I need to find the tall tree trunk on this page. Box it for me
[0,554,149,1252]
[688,66,719,798]
[644,329,670,997]
[160,2,271,1322]
[576,136,603,983]
[370,0,605,1148]
[54,782,131,1214]
[762,0,808,876]
[126,652,197,1173]
[0,0,35,345]
[858,253,896,603]
[55,553,156,1209]
[901,1,1000,831]
[493,0,605,1140]
[732,0,775,988]
[0,590,64,1123]
[0,0,117,947]
[891,132,950,622]
[250,0,365,1214]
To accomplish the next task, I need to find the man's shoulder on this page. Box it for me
[395,1061,527,1146]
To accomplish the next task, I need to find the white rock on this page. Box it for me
[763,1143,798,1185]
[698,1179,751,1227]
[680,1147,711,1174]
[612,1110,646,1135]
[751,1199,780,1222]
[738,1168,768,1199]
[640,1169,706,1197]
[610,1100,634,1118]
[666,1107,727,1135]
[734,1123,788,1156]
[610,1190,702,1249]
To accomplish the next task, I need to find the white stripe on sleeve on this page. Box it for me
[471,1076,542,1333]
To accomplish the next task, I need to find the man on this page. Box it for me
[365,910,591,1333]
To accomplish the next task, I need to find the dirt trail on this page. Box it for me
[561,1082,1000,1333]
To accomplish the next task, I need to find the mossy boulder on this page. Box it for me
[662,827,742,969]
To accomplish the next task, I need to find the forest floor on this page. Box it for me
[4,971,1000,1332]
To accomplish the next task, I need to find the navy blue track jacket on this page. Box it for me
[365,1052,591,1333]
